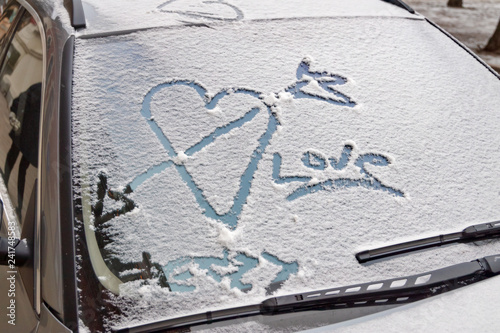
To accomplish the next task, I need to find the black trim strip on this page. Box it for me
[60,35,79,332]
[382,0,415,14]
[71,0,86,29]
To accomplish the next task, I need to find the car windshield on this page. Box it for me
[72,5,500,332]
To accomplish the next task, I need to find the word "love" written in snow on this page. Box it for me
[273,144,404,200]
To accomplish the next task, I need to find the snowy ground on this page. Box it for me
[406,0,500,72]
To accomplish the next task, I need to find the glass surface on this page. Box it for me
[0,10,41,224]
[72,14,500,332]
[0,2,20,48]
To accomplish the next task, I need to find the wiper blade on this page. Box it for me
[356,220,500,263]
[114,253,500,333]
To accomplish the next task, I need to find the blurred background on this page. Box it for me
[406,0,500,73]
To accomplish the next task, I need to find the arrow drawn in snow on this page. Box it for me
[134,59,357,230]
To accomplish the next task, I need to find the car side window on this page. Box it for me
[0,2,20,48]
[0,9,42,225]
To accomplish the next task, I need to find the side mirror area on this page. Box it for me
[0,180,37,307]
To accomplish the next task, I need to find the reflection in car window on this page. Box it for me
[0,10,42,224]
[0,2,20,48]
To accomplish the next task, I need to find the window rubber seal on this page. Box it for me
[59,35,79,332]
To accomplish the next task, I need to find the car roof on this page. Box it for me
[75,0,421,38]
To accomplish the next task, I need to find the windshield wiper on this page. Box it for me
[356,221,500,263]
[114,253,500,333]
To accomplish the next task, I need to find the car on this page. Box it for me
[0,0,499,332]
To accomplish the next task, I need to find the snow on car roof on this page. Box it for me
[78,0,420,36]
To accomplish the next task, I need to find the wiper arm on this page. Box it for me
[114,253,500,333]
[356,220,500,263]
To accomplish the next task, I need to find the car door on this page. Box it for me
[0,2,42,331]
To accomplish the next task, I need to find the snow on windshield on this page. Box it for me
[72,16,500,330]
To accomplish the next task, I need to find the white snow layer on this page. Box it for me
[72,16,500,331]
[78,0,418,36]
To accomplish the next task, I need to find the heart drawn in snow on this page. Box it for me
[141,81,273,229]
[136,59,357,229]
[157,0,244,21]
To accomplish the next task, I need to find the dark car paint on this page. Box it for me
[0,0,78,331]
